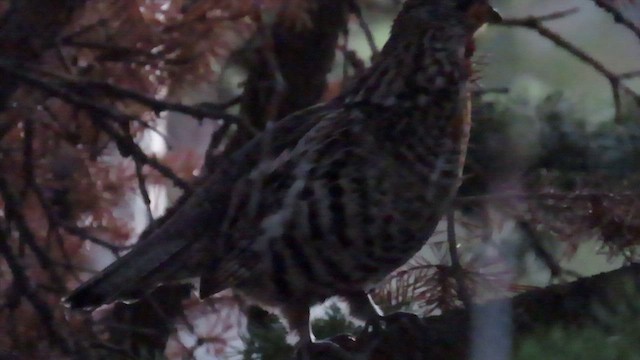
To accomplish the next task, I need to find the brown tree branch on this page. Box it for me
[327,264,640,360]
[0,60,191,192]
[0,220,74,355]
[497,9,640,122]
[590,0,640,41]
[15,64,242,122]
[0,176,64,289]
[348,0,380,58]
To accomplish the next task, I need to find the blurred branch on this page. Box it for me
[325,264,640,360]
[516,220,563,279]
[20,161,130,258]
[446,211,472,309]
[590,0,640,41]
[0,0,88,109]
[457,191,640,204]
[108,285,192,358]
[135,161,154,222]
[44,70,242,121]
[0,218,73,355]
[59,223,130,254]
[348,0,380,57]
[238,0,349,131]
[0,60,191,192]
[619,69,640,79]
[0,176,64,289]
[0,59,243,123]
[497,8,640,122]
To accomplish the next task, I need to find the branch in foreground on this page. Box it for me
[323,264,640,360]
[23,64,243,122]
[0,60,191,192]
[0,220,74,355]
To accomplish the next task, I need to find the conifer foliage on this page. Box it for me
[0,0,639,359]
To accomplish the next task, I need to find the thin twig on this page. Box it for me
[517,220,562,279]
[498,8,640,122]
[0,221,73,354]
[591,0,640,41]
[135,161,154,223]
[348,0,379,58]
[0,176,65,287]
[22,134,80,283]
[8,61,242,122]
[0,62,192,191]
[619,69,640,80]
[62,222,132,254]
[27,178,130,256]
[446,210,472,309]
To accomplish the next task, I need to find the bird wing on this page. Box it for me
[198,115,335,298]
[64,103,334,309]
[198,108,381,298]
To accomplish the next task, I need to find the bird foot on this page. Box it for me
[294,339,353,360]
[362,311,423,336]
[352,312,424,360]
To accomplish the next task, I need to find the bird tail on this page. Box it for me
[63,236,195,309]
[64,123,277,309]
[64,191,217,309]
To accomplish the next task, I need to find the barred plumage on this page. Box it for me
[65,0,500,354]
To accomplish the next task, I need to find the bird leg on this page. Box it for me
[284,304,314,344]
[361,311,424,343]
[344,291,425,348]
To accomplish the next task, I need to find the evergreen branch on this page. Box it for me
[0,60,192,192]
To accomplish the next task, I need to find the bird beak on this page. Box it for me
[487,6,502,24]
[467,3,502,27]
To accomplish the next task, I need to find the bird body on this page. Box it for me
[65,0,500,349]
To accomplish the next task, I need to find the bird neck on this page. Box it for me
[339,26,471,110]
[337,24,474,136]
[336,24,474,175]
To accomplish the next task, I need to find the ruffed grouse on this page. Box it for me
[66,0,500,355]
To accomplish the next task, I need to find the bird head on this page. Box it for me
[387,0,501,73]
[395,0,501,34]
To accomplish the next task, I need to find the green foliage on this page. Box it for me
[516,320,640,360]
[241,311,292,360]
[311,304,360,340]
[515,282,640,360]
[466,91,640,185]
[241,304,357,360]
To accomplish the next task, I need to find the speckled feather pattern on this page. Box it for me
[64,0,493,346]
[208,13,472,313]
